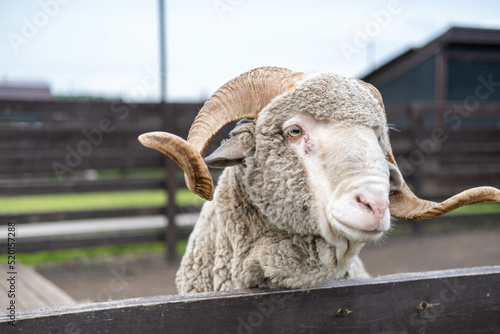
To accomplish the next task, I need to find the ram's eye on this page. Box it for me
[285,125,303,139]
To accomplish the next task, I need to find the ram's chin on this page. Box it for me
[323,216,386,244]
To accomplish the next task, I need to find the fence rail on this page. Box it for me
[2,265,499,333]
[385,102,500,200]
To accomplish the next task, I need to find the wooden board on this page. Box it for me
[1,266,499,333]
[0,263,77,312]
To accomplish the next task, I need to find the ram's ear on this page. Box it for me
[204,120,256,168]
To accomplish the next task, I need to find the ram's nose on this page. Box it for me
[329,181,392,239]
[355,194,389,221]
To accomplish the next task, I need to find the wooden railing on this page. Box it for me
[385,102,500,201]
[1,266,499,333]
[0,99,222,255]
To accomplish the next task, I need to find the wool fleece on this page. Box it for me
[176,72,387,293]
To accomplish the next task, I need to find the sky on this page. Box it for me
[1,0,500,102]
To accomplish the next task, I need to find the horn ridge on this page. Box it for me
[187,67,305,157]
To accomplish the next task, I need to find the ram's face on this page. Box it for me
[281,113,403,243]
[242,73,404,244]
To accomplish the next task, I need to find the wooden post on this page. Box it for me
[164,103,178,262]
[158,0,177,261]
[409,103,423,235]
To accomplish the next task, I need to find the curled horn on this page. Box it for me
[139,67,305,200]
[386,150,500,220]
[358,80,500,220]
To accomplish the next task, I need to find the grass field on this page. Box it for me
[0,189,205,214]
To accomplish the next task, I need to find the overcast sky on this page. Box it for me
[1,0,500,102]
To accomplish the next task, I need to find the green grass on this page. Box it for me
[445,202,500,215]
[2,240,188,267]
[0,189,205,214]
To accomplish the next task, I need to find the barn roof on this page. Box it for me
[0,81,52,100]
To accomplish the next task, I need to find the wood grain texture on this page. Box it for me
[0,263,77,311]
[1,266,499,334]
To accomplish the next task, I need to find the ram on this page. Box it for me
[139,67,500,293]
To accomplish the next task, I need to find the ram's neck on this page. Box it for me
[212,167,367,284]
[213,166,269,236]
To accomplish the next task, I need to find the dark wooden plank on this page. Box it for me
[422,167,500,180]
[0,122,165,137]
[0,176,199,196]
[0,226,193,253]
[420,183,500,200]
[0,100,201,122]
[0,127,162,141]
[0,172,216,198]
[0,101,216,177]
[0,100,161,119]
[2,266,499,333]
[0,148,163,173]
[386,103,500,134]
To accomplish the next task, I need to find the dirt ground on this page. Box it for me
[36,226,500,304]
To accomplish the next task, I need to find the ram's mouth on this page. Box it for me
[336,218,384,235]
[327,212,385,243]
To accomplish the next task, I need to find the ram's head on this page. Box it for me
[139,67,500,243]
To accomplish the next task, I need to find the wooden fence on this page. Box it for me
[385,102,500,201]
[0,99,229,256]
[1,265,499,333]
[1,99,499,254]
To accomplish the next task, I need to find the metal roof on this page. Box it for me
[0,81,52,100]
